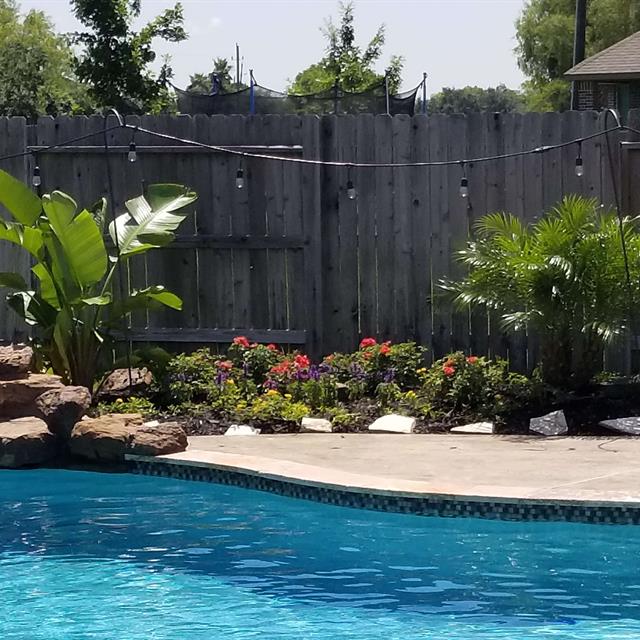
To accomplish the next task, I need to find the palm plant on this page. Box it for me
[443,195,640,388]
[0,170,197,388]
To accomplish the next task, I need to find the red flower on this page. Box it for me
[294,354,310,368]
[324,354,334,363]
[270,360,292,375]
[466,356,479,364]
[363,350,374,360]
[380,342,391,356]
[217,360,233,370]
[359,337,377,349]
[233,336,250,348]
[266,344,278,351]
[443,366,456,377]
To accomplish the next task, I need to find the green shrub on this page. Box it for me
[98,396,156,417]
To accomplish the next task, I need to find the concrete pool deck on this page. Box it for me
[144,433,640,505]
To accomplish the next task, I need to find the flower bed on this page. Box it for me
[98,337,548,435]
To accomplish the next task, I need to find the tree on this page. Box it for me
[70,0,188,114]
[516,0,640,111]
[187,57,247,94]
[427,85,524,114]
[290,1,403,94]
[0,0,92,118]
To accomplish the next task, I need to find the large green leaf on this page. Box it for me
[42,191,108,289]
[109,184,196,257]
[0,169,41,225]
[32,263,60,309]
[0,272,28,290]
[0,220,43,258]
[6,290,58,328]
[110,285,183,320]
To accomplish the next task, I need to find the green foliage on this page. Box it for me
[227,337,282,384]
[287,378,338,412]
[516,0,640,111]
[247,391,309,425]
[427,85,524,114]
[0,174,196,387]
[164,349,220,404]
[422,353,536,418]
[187,57,247,94]
[98,396,156,417]
[443,196,640,387]
[290,1,403,94]
[0,1,93,117]
[70,0,188,113]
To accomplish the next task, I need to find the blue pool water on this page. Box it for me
[1,471,640,639]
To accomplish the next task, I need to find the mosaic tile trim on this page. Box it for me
[128,458,640,525]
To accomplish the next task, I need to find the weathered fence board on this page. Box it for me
[0,111,639,371]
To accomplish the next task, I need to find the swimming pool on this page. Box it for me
[1,470,639,639]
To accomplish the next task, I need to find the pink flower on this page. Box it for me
[380,342,391,356]
[294,354,310,368]
[233,336,250,348]
[466,356,478,364]
[217,360,233,371]
[443,366,456,377]
[359,337,377,349]
[266,344,278,351]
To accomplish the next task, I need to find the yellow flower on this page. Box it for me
[266,389,279,396]
[405,390,417,399]
[284,393,292,399]
[115,398,124,404]
[416,368,427,374]
[226,379,235,385]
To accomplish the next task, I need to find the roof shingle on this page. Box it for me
[565,31,640,80]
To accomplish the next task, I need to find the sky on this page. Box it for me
[21,0,528,95]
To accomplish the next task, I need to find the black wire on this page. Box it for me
[102,111,133,388]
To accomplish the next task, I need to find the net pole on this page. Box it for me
[249,70,256,115]
[422,73,428,115]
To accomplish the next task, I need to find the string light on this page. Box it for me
[128,140,137,163]
[32,164,41,188]
[235,166,245,189]
[459,162,469,199]
[575,141,584,177]
[346,179,356,200]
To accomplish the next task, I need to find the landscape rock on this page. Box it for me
[224,424,261,436]
[301,417,333,433]
[529,410,568,436]
[128,421,188,456]
[368,414,416,434]
[97,367,153,398]
[0,344,33,379]
[450,422,494,434]
[0,373,64,418]
[0,417,57,468]
[35,386,92,439]
[599,417,640,435]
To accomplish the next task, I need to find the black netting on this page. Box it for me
[174,82,419,116]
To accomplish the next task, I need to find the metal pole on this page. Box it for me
[571,0,588,110]
[235,42,240,87]
[422,72,428,114]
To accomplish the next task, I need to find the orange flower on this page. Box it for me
[233,336,250,348]
[466,356,478,364]
[359,337,377,349]
[443,366,456,376]
[380,342,391,356]
[444,359,455,368]
[217,360,233,370]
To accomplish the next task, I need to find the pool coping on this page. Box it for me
[126,450,640,525]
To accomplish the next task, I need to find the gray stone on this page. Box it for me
[530,410,568,436]
[599,417,640,435]
[0,344,33,379]
[368,414,416,434]
[301,417,333,433]
[224,424,261,436]
[0,417,57,468]
[450,422,494,434]
[35,386,92,439]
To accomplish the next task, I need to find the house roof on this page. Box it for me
[565,31,640,81]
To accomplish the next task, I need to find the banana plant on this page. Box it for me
[0,169,197,388]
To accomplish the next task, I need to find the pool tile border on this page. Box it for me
[127,456,640,525]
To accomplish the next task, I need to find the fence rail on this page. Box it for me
[0,111,639,371]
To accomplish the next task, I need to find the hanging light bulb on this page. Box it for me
[459,176,469,199]
[346,179,356,200]
[235,167,245,189]
[575,142,584,177]
[128,140,137,163]
[32,165,41,188]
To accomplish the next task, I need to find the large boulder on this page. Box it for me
[0,417,57,468]
[69,414,187,462]
[97,368,153,399]
[0,373,64,418]
[35,386,92,439]
[0,344,33,379]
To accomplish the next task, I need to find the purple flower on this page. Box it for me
[242,361,250,377]
[309,365,320,381]
[349,363,366,380]
[318,363,333,375]
[263,378,278,390]
[215,371,228,386]
[296,369,310,381]
[382,369,396,383]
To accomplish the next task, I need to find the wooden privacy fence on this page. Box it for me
[1,111,640,370]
